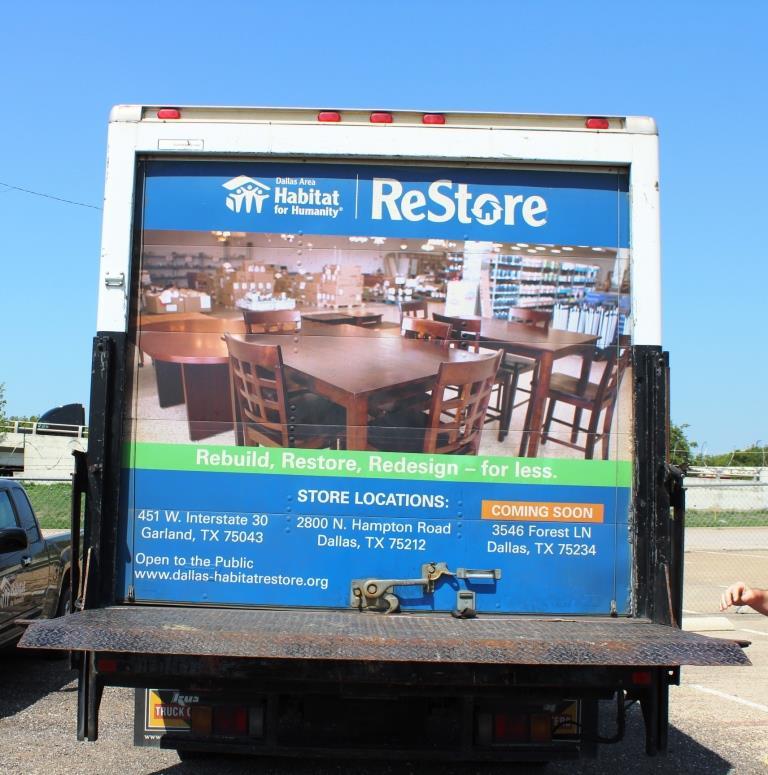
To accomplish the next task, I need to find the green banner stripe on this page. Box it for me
[125,443,631,488]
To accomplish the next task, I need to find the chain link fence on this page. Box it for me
[15,477,76,530]
[683,467,768,614]
[685,466,768,526]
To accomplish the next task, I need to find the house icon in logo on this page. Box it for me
[222,176,271,214]
[471,195,503,226]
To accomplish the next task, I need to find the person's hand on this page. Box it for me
[720,581,750,611]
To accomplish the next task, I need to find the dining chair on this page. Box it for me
[368,350,503,455]
[508,307,551,330]
[368,317,453,419]
[401,316,452,345]
[432,313,523,442]
[224,335,344,449]
[398,299,429,321]
[500,307,551,419]
[540,336,632,460]
[242,308,302,334]
[432,313,482,347]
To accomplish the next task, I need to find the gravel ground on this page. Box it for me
[3,545,768,774]
[3,640,766,775]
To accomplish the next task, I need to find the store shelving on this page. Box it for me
[142,251,223,286]
[489,255,598,319]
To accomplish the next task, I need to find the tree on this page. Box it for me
[704,444,768,468]
[670,422,698,471]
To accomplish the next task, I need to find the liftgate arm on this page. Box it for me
[77,333,126,741]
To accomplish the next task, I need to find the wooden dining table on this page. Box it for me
[137,321,477,447]
[451,316,599,457]
[300,310,384,328]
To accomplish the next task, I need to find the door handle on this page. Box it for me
[456,568,502,581]
[21,556,32,568]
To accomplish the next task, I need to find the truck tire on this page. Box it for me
[56,578,72,618]
[176,749,209,761]
[41,580,72,660]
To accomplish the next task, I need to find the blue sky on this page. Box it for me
[2,1,765,453]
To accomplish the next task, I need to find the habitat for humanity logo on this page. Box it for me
[222,176,271,214]
[221,175,343,219]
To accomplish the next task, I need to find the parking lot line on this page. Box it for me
[690,685,768,713]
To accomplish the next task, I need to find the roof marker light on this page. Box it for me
[370,112,393,124]
[317,111,341,122]
[586,117,610,130]
[422,113,446,125]
[157,108,181,120]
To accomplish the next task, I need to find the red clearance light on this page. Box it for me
[157,108,181,120]
[586,117,610,130]
[317,111,341,122]
[422,113,446,125]
[96,657,118,673]
[370,112,393,124]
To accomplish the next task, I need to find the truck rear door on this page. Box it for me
[115,156,634,616]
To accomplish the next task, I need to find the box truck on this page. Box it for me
[22,105,746,763]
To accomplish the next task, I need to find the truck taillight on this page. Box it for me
[530,713,553,743]
[214,706,248,736]
[191,705,213,735]
[422,113,446,125]
[317,111,341,122]
[585,117,610,129]
[493,712,528,742]
[370,112,393,124]
[484,710,554,744]
[190,703,264,738]
[157,108,181,120]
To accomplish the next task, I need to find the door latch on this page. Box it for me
[350,562,454,613]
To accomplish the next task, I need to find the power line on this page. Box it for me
[0,181,101,211]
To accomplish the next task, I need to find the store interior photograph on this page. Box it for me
[130,230,633,461]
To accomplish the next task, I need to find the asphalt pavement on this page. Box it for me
[2,531,768,774]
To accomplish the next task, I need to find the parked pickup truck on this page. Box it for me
[0,478,72,648]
